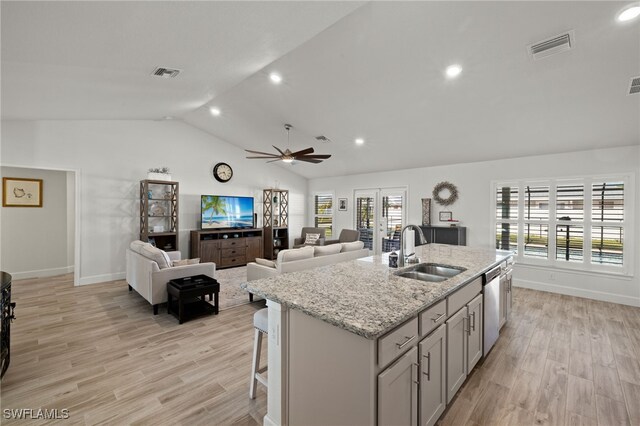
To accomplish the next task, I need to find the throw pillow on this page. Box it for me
[314,244,342,257]
[279,246,314,263]
[129,240,151,254]
[172,258,200,267]
[341,241,365,252]
[139,244,171,269]
[255,258,277,268]
[304,233,321,245]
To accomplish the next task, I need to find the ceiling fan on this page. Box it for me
[245,124,331,164]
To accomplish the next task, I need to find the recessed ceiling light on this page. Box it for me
[618,5,640,22]
[209,107,221,116]
[269,73,283,84]
[355,138,365,145]
[446,65,462,79]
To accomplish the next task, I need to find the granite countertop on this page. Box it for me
[241,244,513,340]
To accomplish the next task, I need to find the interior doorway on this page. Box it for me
[354,187,407,255]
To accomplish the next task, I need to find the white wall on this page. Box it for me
[0,120,307,285]
[308,146,640,306]
[0,166,73,278]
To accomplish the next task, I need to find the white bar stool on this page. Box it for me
[249,308,268,399]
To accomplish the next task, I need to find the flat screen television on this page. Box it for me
[201,195,254,229]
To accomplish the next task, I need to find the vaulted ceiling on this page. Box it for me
[2,1,639,179]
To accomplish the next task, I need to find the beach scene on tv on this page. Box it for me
[201,195,254,229]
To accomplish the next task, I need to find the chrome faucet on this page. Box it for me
[398,224,428,267]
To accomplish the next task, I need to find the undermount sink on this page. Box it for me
[395,263,466,283]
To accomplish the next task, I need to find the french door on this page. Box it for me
[354,188,407,255]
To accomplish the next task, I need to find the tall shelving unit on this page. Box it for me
[263,188,289,260]
[140,179,179,251]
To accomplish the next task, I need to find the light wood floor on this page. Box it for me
[1,274,268,425]
[438,287,640,426]
[2,275,640,425]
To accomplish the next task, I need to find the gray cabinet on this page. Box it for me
[446,306,467,403]
[378,346,418,426]
[446,292,483,403]
[419,324,446,426]
[467,294,483,372]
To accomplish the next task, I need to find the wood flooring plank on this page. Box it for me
[566,374,596,419]
[620,380,640,424]
[595,394,631,426]
[507,369,542,411]
[569,350,593,381]
[614,353,640,386]
[535,359,569,426]
[593,363,625,402]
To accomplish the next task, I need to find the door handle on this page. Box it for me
[431,313,446,323]
[396,335,416,349]
[423,352,431,381]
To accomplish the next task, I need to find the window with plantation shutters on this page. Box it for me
[314,193,333,238]
[493,176,630,274]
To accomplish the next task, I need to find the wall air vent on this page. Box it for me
[528,30,574,60]
[315,135,331,143]
[151,67,181,78]
[629,76,640,95]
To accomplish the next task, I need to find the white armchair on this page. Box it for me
[126,248,216,314]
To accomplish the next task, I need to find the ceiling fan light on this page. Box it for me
[282,158,293,163]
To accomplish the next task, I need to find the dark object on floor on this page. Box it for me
[167,274,219,324]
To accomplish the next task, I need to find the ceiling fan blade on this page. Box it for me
[272,145,286,156]
[299,154,332,159]
[295,158,323,164]
[245,149,280,156]
[290,147,314,157]
[266,158,284,163]
[246,156,282,159]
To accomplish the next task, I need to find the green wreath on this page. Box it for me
[432,181,459,206]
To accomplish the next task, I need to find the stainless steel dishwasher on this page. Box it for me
[483,265,501,357]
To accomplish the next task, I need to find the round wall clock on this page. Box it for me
[213,162,233,183]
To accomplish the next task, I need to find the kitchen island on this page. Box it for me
[242,243,513,426]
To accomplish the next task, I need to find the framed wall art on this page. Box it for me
[338,198,347,211]
[439,211,453,221]
[2,177,43,207]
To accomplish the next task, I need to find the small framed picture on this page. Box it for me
[338,198,347,211]
[439,211,453,221]
[2,177,43,207]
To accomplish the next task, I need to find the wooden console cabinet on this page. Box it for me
[190,228,263,268]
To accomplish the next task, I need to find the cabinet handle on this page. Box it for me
[423,352,431,381]
[396,335,416,350]
[471,312,476,331]
[412,362,420,385]
[463,317,470,335]
[431,313,446,323]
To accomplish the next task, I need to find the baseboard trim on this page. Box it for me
[515,279,640,307]
[10,266,74,280]
[78,272,125,286]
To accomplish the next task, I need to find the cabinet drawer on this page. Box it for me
[419,299,447,337]
[221,247,246,258]
[447,277,481,317]
[219,256,246,268]
[220,239,245,249]
[378,317,419,368]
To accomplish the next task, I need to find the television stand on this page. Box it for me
[190,228,263,268]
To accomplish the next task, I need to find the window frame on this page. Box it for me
[491,174,634,277]
[313,191,334,239]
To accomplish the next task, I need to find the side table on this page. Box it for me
[167,275,219,324]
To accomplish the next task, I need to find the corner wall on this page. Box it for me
[0,120,308,285]
[308,146,640,306]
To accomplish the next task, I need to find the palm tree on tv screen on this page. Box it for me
[203,196,227,224]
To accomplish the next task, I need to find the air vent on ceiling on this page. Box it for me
[528,30,574,60]
[151,67,181,78]
[629,76,640,95]
[315,135,331,143]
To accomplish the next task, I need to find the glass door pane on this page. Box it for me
[355,192,375,251]
[380,191,405,254]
